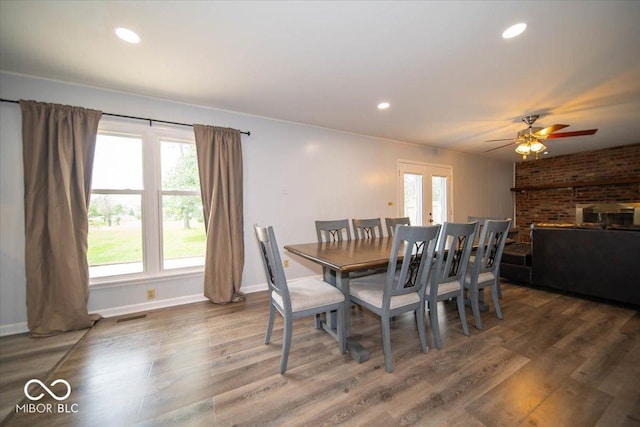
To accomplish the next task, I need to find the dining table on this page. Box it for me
[284,237,403,363]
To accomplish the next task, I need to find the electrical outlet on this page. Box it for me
[146,289,156,300]
[283,259,289,268]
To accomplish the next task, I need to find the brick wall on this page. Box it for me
[514,143,640,241]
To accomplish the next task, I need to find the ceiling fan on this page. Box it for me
[485,115,598,159]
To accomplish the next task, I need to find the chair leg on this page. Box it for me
[470,286,483,330]
[429,299,442,349]
[491,282,503,320]
[456,292,470,336]
[381,316,393,373]
[265,304,275,344]
[416,302,428,353]
[280,315,292,374]
[337,305,346,354]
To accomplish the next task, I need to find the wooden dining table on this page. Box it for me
[284,237,404,363]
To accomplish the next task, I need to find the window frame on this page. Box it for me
[89,118,204,286]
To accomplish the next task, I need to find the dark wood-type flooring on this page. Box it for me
[1,282,639,426]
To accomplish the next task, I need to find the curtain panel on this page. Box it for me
[193,125,245,303]
[20,100,102,336]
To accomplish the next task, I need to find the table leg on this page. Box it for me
[322,268,337,329]
[335,271,369,363]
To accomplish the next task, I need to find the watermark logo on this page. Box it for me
[16,378,78,414]
[24,379,71,401]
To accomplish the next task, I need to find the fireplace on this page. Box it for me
[575,202,640,226]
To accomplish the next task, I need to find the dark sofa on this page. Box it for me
[500,224,640,306]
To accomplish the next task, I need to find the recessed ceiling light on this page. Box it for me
[378,102,390,110]
[115,27,140,44]
[502,23,527,39]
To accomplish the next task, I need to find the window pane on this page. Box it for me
[88,194,143,278]
[403,173,423,226]
[432,176,447,225]
[93,134,143,190]
[162,195,205,269]
[161,141,199,191]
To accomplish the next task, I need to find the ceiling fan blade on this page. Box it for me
[484,138,514,142]
[545,129,598,139]
[518,127,544,138]
[534,124,570,137]
[484,141,515,153]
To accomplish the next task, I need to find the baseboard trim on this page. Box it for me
[0,282,276,336]
[0,322,29,337]
[94,294,209,318]
[95,283,269,318]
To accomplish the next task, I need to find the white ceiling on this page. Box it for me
[1,1,639,161]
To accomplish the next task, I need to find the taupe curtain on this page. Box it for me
[193,125,245,303]
[20,100,102,336]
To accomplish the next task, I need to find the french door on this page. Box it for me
[398,161,453,226]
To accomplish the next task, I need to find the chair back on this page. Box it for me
[385,217,410,236]
[352,218,383,240]
[254,225,291,311]
[471,219,512,278]
[432,222,478,287]
[315,219,352,242]
[383,225,440,307]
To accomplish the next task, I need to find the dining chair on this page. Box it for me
[315,219,352,242]
[349,224,441,372]
[254,225,346,374]
[426,221,478,349]
[352,218,383,240]
[467,216,510,298]
[385,217,411,237]
[464,219,511,329]
[314,219,353,329]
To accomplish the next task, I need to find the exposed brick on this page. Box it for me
[514,143,640,241]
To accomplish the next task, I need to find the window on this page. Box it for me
[160,141,205,270]
[88,121,205,281]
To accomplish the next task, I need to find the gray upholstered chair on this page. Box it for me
[315,219,352,242]
[426,221,478,349]
[349,224,441,372]
[352,218,383,240]
[254,225,346,374]
[385,217,411,237]
[467,216,510,298]
[314,219,352,328]
[464,219,511,329]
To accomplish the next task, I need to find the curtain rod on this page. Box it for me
[0,98,251,136]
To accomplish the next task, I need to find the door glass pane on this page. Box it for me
[432,176,448,225]
[88,194,143,277]
[162,195,206,270]
[403,173,423,226]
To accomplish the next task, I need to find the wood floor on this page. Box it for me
[1,282,639,427]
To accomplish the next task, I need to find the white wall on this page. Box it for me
[0,72,514,334]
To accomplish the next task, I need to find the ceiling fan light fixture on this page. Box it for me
[515,142,531,157]
[502,23,527,39]
[115,27,141,44]
[530,140,546,153]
